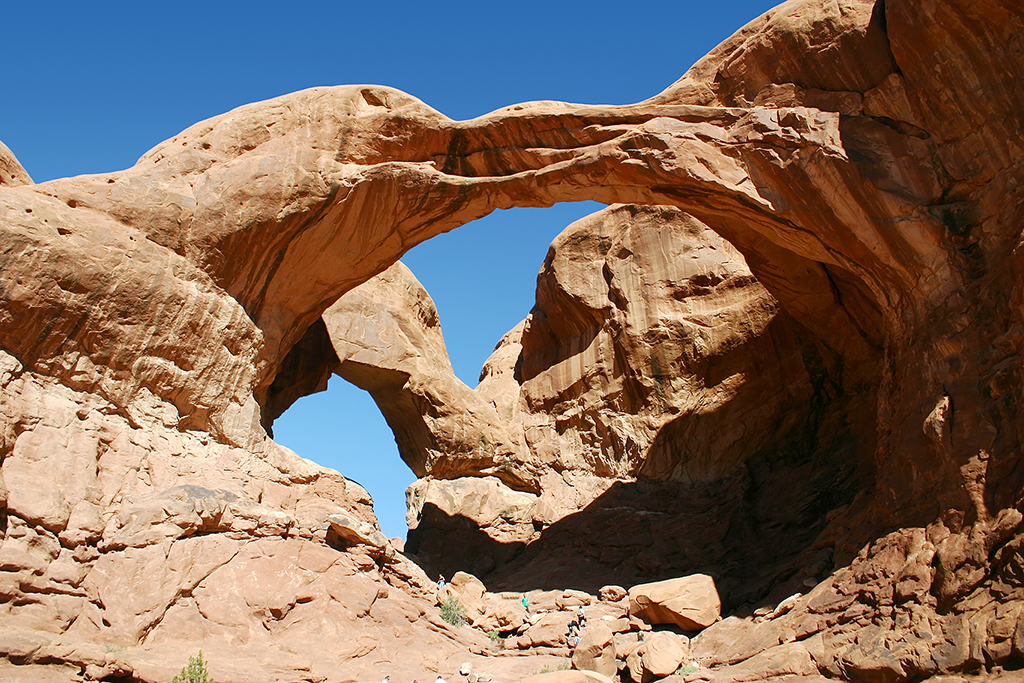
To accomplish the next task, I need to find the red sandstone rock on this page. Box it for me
[0,141,31,187]
[629,575,722,631]
[1,0,1023,680]
[321,262,532,488]
[600,586,628,603]
[706,641,819,683]
[521,671,616,683]
[571,623,618,678]
[332,205,830,588]
[626,631,689,683]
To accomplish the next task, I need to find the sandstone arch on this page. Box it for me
[6,0,1015,513]
[2,0,1024,678]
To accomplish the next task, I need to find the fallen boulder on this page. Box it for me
[572,623,617,678]
[599,586,627,602]
[508,612,573,649]
[628,575,721,630]
[641,632,688,678]
[474,595,528,632]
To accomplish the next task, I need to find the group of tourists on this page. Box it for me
[436,574,588,654]
[565,606,587,649]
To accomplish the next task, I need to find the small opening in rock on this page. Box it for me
[274,374,412,538]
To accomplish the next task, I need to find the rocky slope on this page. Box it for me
[2,0,1023,680]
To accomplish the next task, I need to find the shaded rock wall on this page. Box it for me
[514,204,853,486]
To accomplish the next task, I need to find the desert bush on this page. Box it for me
[172,651,214,683]
[440,595,467,626]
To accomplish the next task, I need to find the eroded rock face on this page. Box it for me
[334,205,858,597]
[0,141,31,187]
[0,349,477,682]
[515,204,835,486]
[323,262,532,487]
[1,0,1023,680]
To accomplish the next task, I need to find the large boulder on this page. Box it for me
[508,612,573,649]
[625,632,689,683]
[599,586,627,603]
[571,623,617,678]
[447,571,488,622]
[405,476,540,578]
[628,575,721,630]
[474,595,528,632]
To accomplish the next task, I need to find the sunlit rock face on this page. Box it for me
[513,204,841,487]
[2,0,1024,679]
[325,204,862,604]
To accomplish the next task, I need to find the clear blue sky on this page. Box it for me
[3,0,780,537]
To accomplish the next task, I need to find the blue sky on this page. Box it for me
[3,0,780,536]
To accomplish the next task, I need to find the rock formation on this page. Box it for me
[322,262,529,488]
[1,0,1023,680]
[323,205,851,600]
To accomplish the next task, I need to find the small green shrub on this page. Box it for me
[172,651,214,683]
[487,630,500,641]
[440,595,467,626]
[676,665,700,676]
[535,662,571,675]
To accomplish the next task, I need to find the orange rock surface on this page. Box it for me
[2,0,1023,680]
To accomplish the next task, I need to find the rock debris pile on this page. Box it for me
[436,570,722,682]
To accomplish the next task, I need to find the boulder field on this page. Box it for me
[2,0,1024,681]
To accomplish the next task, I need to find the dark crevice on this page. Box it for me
[260,318,340,435]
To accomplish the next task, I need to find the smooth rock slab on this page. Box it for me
[628,575,721,630]
[520,671,615,683]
